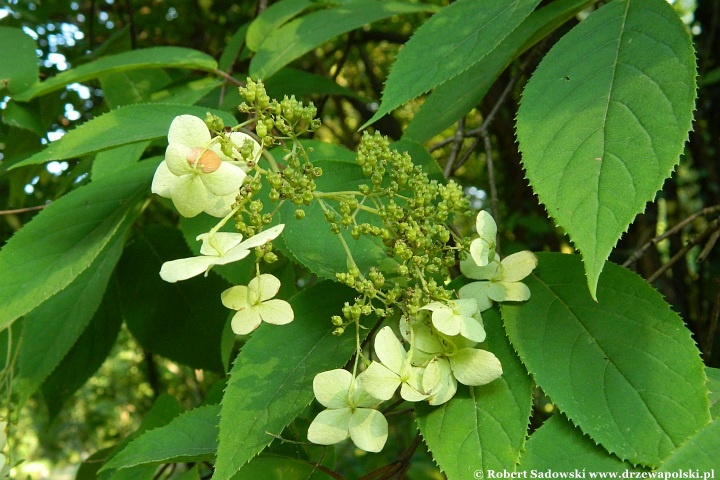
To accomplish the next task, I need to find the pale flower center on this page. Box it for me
[187,147,222,173]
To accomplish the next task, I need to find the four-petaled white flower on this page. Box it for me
[159,224,284,283]
[307,369,388,452]
[459,251,538,310]
[151,115,258,218]
[360,326,427,402]
[469,210,497,267]
[221,273,294,335]
[420,299,486,342]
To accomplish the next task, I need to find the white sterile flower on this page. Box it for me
[151,115,253,218]
[420,299,486,343]
[469,210,497,267]
[459,251,538,309]
[160,224,284,283]
[360,326,427,402]
[222,273,294,335]
[307,369,388,453]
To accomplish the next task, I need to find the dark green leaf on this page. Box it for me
[246,0,314,52]
[502,253,710,467]
[13,47,218,102]
[13,234,123,408]
[101,405,220,472]
[10,104,236,169]
[219,23,251,71]
[249,0,433,79]
[364,0,540,129]
[116,225,229,371]
[233,454,338,480]
[213,282,370,479]
[416,308,533,475]
[707,367,720,420]
[518,414,634,471]
[0,159,158,330]
[92,142,151,181]
[516,0,697,297]
[41,275,124,419]
[658,418,720,471]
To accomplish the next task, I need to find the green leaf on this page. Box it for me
[518,414,634,471]
[92,142,150,181]
[101,405,220,472]
[116,225,229,371]
[0,159,158,330]
[246,0,313,52]
[403,0,597,144]
[279,155,387,279]
[363,0,540,129]
[12,47,218,102]
[41,276,124,419]
[416,307,533,476]
[707,367,720,419]
[213,282,369,480]
[233,454,338,480]
[9,104,236,170]
[99,394,183,480]
[515,0,697,298]
[219,23,251,71]
[101,69,173,108]
[13,234,124,409]
[658,418,720,471]
[249,0,433,80]
[265,68,369,101]
[502,253,710,467]
[0,27,38,94]
[1,100,46,136]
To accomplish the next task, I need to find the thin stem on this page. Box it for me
[0,205,48,215]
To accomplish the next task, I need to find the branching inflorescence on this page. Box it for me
[151,79,537,453]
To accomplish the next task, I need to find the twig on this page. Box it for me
[623,204,720,267]
[123,0,136,49]
[482,129,500,239]
[443,118,466,179]
[703,279,720,359]
[646,219,720,283]
[0,205,48,215]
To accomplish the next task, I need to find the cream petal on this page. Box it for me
[307,408,351,445]
[168,115,211,147]
[486,281,531,303]
[360,361,400,401]
[171,174,207,218]
[459,314,486,343]
[165,143,195,176]
[399,367,428,402]
[425,358,457,406]
[151,161,178,197]
[374,326,405,373]
[458,281,494,312]
[475,210,497,239]
[456,298,479,318]
[199,232,244,257]
[236,224,285,250]
[257,299,294,325]
[202,190,236,218]
[313,369,353,408]
[255,274,281,302]
[460,255,500,280]
[230,307,262,335]
[348,408,388,453]
[202,161,246,196]
[160,256,215,283]
[501,251,538,282]
[220,285,250,310]
[430,309,461,338]
[449,348,502,386]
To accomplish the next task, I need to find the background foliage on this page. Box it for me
[1,0,719,478]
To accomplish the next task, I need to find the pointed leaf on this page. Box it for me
[707,367,720,419]
[502,253,710,467]
[213,282,371,480]
[246,0,313,52]
[518,414,634,472]
[13,47,217,102]
[0,159,158,330]
[658,418,720,471]
[9,104,236,169]
[233,454,338,480]
[416,308,533,476]
[101,405,220,471]
[364,0,540,129]
[516,0,697,297]
[13,233,125,409]
[249,0,433,80]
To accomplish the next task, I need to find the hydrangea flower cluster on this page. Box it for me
[150,80,537,456]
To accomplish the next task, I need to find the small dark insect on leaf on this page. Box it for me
[563,75,570,81]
